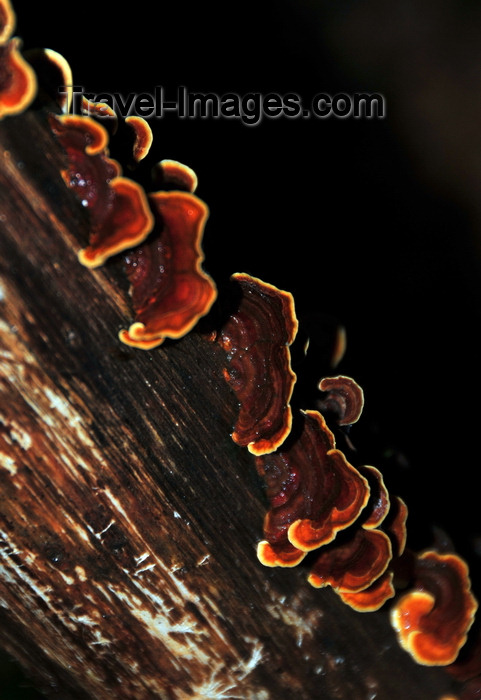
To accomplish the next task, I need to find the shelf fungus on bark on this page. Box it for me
[256,409,370,567]
[308,526,393,596]
[0,0,37,119]
[48,113,154,267]
[390,550,478,666]
[308,467,406,612]
[317,375,365,426]
[216,273,298,456]
[337,571,396,612]
[118,190,217,349]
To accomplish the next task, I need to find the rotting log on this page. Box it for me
[0,109,462,699]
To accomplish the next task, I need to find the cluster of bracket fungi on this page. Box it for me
[1,0,481,693]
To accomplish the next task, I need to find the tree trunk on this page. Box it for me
[0,109,461,699]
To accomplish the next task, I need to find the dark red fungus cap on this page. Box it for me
[390,550,478,665]
[256,409,370,566]
[119,190,217,349]
[49,114,154,267]
[0,33,36,118]
[308,526,392,593]
[218,273,298,456]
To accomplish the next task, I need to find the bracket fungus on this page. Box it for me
[390,550,478,666]
[0,0,36,119]
[256,409,370,566]
[48,113,154,267]
[308,526,393,594]
[125,115,153,163]
[317,374,365,426]
[119,190,217,349]
[217,273,298,456]
[304,466,408,613]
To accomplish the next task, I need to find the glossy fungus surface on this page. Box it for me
[49,114,154,267]
[308,526,392,593]
[256,409,370,566]
[305,461,402,611]
[217,273,298,455]
[119,191,217,349]
[390,551,478,665]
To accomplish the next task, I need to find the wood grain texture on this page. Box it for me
[0,109,461,699]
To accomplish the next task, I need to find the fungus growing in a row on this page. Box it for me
[307,464,391,602]
[307,465,406,612]
[256,409,370,566]
[48,114,154,267]
[338,571,396,612]
[317,375,365,426]
[308,526,393,595]
[119,191,217,349]
[390,550,478,665]
[217,273,298,456]
[0,0,36,119]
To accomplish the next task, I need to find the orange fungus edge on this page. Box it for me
[56,113,110,155]
[158,159,199,193]
[77,177,155,268]
[119,191,217,347]
[0,0,15,44]
[257,540,306,568]
[125,115,153,162]
[0,38,37,119]
[390,552,478,666]
[338,571,395,612]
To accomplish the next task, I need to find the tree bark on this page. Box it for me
[0,109,461,699]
